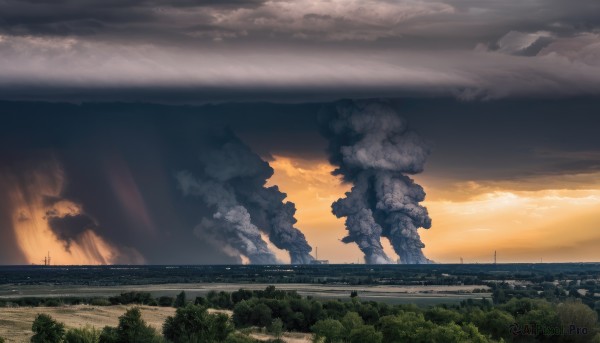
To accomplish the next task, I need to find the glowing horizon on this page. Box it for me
[267,155,600,264]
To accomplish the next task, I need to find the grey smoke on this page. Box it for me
[176,133,314,264]
[320,101,432,264]
[176,171,278,264]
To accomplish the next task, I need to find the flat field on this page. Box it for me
[0,282,490,305]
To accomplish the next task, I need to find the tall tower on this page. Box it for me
[460,257,463,264]
[494,250,497,265]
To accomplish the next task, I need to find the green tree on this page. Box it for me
[425,306,463,324]
[461,322,490,343]
[557,299,598,341]
[64,325,100,343]
[251,303,273,327]
[195,296,208,307]
[233,300,254,328]
[348,325,382,343]
[357,304,380,324]
[501,298,552,317]
[379,312,431,343]
[99,308,161,343]
[158,296,174,307]
[117,308,158,342]
[0,337,6,343]
[99,327,119,343]
[518,308,560,340]
[31,313,66,343]
[473,309,515,340]
[269,318,284,339]
[311,319,344,343]
[174,291,187,308]
[341,312,363,331]
[162,304,234,343]
[427,322,470,343]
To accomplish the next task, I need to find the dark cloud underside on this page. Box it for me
[0,0,599,101]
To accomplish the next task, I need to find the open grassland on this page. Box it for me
[0,305,310,343]
[0,305,175,343]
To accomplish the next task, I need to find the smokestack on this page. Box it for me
[319,100,433,264]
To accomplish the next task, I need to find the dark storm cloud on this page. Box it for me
[1,0,600,101]
[1,98,600,263]
[0,101,317,264]
[46,214,97,251]
[1,0,598,43]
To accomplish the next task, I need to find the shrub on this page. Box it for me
[311,319,344,343]
[158,296,174,307]
[268,318,284,339]
[44,298,62,307]
[98,327,119,343]
[163,304,234,343]
[108,292,152,305]
[174,291,187,308]
[64,325,100,343]
[90,298,111,306]
[348,325,382,343]
[251,303,272,328]
[424,306,463,325]
[31,313,66,343]
[99,308,161,343]
[341,312,363,331]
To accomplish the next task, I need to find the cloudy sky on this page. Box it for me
[1,0,600,264]
[1,0,600,101]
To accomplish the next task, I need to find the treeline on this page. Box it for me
[490,279,600,315]
[0,292,182,308]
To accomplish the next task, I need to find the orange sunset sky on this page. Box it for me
[265,155,600,264]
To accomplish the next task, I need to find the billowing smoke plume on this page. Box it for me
[176,172,278,264]
[320,100,433,264]
[176,133,314,264]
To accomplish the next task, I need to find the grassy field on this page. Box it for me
[0,305,174,343]
[0,305,311,343]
